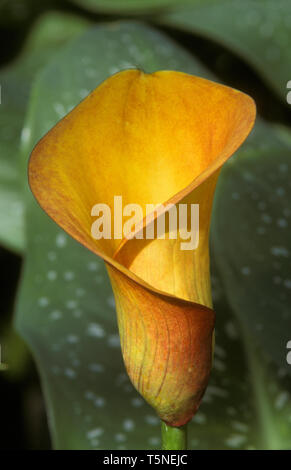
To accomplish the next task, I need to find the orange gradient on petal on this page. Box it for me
[28,69,256,425]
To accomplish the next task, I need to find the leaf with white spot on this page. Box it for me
[160,0,291,100]
[211,120,291,448]
[212,119,291,376]
[0,11,89,253]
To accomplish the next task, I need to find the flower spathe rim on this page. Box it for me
[28,69,256,310]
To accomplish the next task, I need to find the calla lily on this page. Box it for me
[28,70,256,428]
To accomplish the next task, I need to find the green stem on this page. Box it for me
[161,422,187,450]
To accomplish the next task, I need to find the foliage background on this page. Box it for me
[0,0,291,450]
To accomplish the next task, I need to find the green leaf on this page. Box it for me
[0,72,26,253]
[212,119,291,376]
[159,0,291,100]
[0,323,30,380]
[203,266,291,450]
[68,0,217,14]
[15,20,291,449]
[0,0,42,26]
[69,0,181,14]
[210,119,291,449]
[0,11,89,253]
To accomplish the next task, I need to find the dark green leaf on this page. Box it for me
[0,11,89,252]
[212,119,291,376]
[160,0,291,100]
[69,0,181,14]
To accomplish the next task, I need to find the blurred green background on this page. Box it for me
[0,0,291,450]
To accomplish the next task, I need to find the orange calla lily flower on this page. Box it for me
[28,70,256,427]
